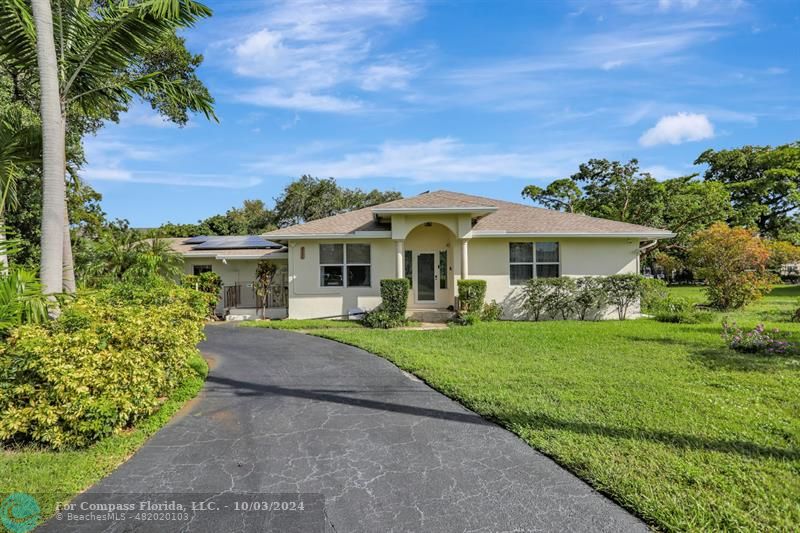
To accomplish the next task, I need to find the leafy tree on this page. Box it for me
[688,223,774,310]
[0,0,216,295]
[695,142,800,237]
[766,240,800,272]
[522,159,731,262]
[274,175,401,227]
[254,261,277,318]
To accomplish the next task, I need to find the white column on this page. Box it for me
[460,239,469,279]
[395,240,404,278]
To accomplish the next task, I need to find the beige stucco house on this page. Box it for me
[261,190,674,320]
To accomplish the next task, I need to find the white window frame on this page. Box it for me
[319,243,372,288]
[509,242,560,286]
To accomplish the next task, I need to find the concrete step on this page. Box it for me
[406,309,456,323]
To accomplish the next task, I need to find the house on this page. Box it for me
[167,235,289,320]
[262,190,675,320]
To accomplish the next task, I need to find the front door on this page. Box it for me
[416,252,436,302]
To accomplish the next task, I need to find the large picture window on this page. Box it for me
[319,243,371,287]
[509,242,560,285]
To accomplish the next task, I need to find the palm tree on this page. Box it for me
[0,106,41,270]
[0,0,216,297]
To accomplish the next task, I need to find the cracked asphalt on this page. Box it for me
[42,324,647,532]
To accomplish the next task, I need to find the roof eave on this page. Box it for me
[470,231,676,239]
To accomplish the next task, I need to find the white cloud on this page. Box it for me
[601,60,625,70]
[250,137,622,183]
[639,112,714,146]
[219,0,423,111]
[82,168,262,188]
[237,87,363,113]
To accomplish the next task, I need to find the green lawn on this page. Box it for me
[240,318,366,330]
[313,285,800,532]
[0,353,208,524]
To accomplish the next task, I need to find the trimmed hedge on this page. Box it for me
[458,279,487,313]
[523,275,647,321]
[0,281,211,449]
[363,279,409,329]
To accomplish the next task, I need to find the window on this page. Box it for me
[346,243,371,287]
[509,242,560,285]
[319,243,371,287]
[193,264,212,275]
[535,242,560,278]
[404,250,413,288]
[439,249,448,289]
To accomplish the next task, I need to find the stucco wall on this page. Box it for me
[287,239,395,319]
[467,237,640,319]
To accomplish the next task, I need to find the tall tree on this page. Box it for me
[29,0,64,295]
[522,159,731,258]
[0,0,216,295]
[274,175,402,227]
[695,142,800,238]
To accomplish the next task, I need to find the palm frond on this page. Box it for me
[0,0,37,71]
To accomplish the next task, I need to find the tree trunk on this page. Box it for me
[0,213,8,274]
[31,0,65,296]
[63,208,76,293]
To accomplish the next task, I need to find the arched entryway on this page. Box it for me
[403,222,457,309]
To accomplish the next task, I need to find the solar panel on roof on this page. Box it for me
[183,236,208,244]
[190,235,283,250]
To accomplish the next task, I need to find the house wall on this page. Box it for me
[287,239,395,319]
[181,257,288,319]
[468,237,640,319]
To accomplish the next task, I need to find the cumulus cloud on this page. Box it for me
[639,112,714,146]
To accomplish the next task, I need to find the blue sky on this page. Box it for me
[82,0,800,227]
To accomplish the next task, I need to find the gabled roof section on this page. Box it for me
[262,190,675,239]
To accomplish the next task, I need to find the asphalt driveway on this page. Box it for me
[43,324,647,532]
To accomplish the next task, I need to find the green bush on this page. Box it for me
[182,272,222,316]
[640,278,669,313]
[649,294,713,324]
[0,282,209,449]
[574,277,608,320]
[481,300,503,321]
[523,278,549,321]
[380,278,410,316]
[543,277,577,319]
[458,279,487,313]
[363,279,409,329]
[602,274,644,320]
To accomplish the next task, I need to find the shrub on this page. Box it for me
[721,321,794,355]
[481,300,503,321]
[688,223,774,309]
[650,295,713,324]
[363,279,409,329]
[574,277,608,320]
[380,278,410,317]
[452,311,481,326]
[457,279,487,313]
[640,278,669,314]
[602,274,644,320]
[524,278,549,321]
[0,282,208,449]
[542,277,576,319]
[183,272,222,317]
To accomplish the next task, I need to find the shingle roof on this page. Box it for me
[262,190,674,238]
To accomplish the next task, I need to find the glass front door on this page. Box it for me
[417,253,436,301]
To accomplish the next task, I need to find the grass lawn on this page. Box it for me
[313,285,800,532]
[0,353,208,524]
[240,318,365,330]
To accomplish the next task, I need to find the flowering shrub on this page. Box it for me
[721,321,794,355]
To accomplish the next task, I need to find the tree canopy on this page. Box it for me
[695,142,800,239]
